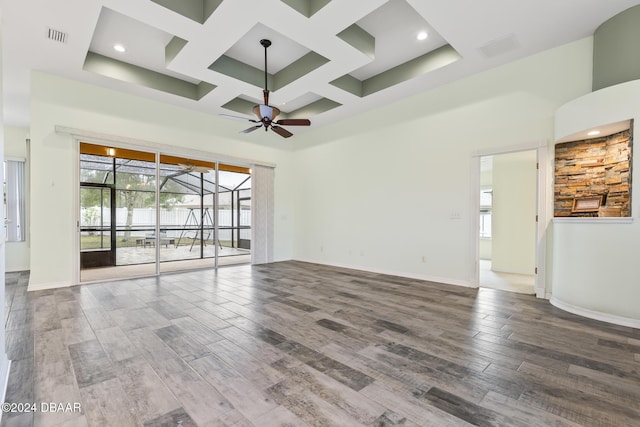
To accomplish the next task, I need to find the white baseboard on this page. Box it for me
[5,266,29,273]
[293,258,475,289]
[27,280,73,292]
[550,296,640,329]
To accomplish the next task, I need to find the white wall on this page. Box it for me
[479,239,492,260]
[552,78,640,325]
[292,38,594,287]
[4,126,30,272]
[0,12,12,403]
[29,71,295,290]
[491,150,537,275]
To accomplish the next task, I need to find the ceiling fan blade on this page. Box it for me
[275,119,311,126]
[241,125,262,134]
[219,114,258,123]
[271,126,293,138]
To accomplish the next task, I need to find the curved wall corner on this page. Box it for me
[593,5,640,91]
[550,296,640,329]
[552,79,640,327]
[555,78,640,142]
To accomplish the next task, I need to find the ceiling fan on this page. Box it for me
[221,39,311,138]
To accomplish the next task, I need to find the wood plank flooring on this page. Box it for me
[3,261,640,426]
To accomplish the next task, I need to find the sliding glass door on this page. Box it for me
[158,155,217,273]
[79,142,252,281]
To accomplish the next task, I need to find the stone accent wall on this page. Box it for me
[554,128,632,217]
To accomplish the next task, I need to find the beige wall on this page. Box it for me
[491,150,537,275]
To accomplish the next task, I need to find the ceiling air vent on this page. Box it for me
[47,28,68,43]
[478,34,519,58]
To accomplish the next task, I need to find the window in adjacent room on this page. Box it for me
[4,158,26,241]
[479,188,492,238]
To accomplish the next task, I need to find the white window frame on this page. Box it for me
[4,157,26,242]
[479,187,492,239]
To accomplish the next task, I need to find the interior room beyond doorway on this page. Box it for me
[479,151,536,295]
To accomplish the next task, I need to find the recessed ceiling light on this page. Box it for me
[113,44,126,53]
[417,31,428,41]
[587,130,600,136]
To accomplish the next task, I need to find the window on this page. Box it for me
[4,159,26,242]
[479,188,492,238]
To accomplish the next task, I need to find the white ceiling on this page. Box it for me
[3,0,640,140]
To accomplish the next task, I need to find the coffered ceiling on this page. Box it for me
[3,0,640,139]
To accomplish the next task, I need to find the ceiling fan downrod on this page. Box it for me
[260,39,271,105]
[219,38,310,138]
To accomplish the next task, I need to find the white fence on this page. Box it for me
[81,207,250,239]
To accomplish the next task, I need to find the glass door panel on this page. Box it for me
[80,143,158,281]
[114,157,157,268]
[218,166,252,266]
[79,185,114,270]
[238,197,251,249]
[159,156,216,273]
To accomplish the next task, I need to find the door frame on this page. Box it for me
[79,183,116,268]
[470,141,549,299]
[237,195,251,249]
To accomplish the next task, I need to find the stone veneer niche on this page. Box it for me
[554,125,633,217]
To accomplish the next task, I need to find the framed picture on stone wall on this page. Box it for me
[572,196,603,213]
[554,120,632,217]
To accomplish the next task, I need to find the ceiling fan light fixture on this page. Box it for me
[220,39,310,138]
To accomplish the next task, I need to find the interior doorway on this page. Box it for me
[478,150,537,294]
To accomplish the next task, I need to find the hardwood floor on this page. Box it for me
[3,261,640,426]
